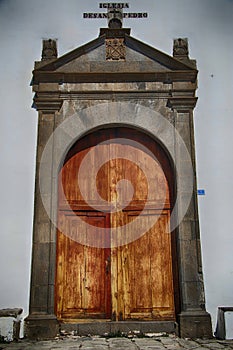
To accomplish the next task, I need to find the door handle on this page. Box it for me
[105,256,111,274]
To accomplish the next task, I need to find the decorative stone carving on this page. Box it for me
[173,38,189,57]
[106,38,126,60]
[42,39,58,60]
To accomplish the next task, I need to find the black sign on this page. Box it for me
[83,3,148,20]
[99,3,129,8]
[83,12,148,19]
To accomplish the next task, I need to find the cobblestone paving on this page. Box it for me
[1,335,233,350]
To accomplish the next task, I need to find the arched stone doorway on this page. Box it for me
[55,127,179,322]
[26,100,212,339]
[27,19,213,336]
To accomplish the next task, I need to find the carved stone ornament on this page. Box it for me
[42,39,58,60]
[173,38,189,57]
[106,38,126,60]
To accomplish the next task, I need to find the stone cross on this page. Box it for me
[83,3,148,28]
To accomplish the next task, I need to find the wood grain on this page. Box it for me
[55,128,176,321]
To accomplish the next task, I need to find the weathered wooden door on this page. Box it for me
[55,128,176,321]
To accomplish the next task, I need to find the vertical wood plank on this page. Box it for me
[56,127,176,321]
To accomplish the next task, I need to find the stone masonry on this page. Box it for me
[25,23,212,339]
[1,335,233,350]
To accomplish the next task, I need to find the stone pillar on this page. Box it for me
[25,97,62,339]
[168,97,212,338]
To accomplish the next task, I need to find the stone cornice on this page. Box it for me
[167,97,198,112]
[125,35,196,71]
[34,32,197,73]
[99,28,131,37]
[33,93,63,113]
[32,71,198,85]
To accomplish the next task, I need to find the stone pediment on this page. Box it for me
[35,33,196,72]
[33,30,197,84]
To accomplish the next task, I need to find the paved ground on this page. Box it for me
[1,335,233,350]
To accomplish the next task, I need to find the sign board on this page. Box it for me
[197,189,206,196]
[99,3,129,8]
[83,13,148,18]
[83,3,148,20]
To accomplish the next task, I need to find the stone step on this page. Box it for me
[60,321,177,336]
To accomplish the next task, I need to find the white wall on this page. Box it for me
[0,0,232,338]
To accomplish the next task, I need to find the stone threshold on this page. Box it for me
[60,321,178,336]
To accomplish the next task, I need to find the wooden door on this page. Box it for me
[112,210,175,320]
[55,128,176,321]
[56,137,112,320]
[56,211,111,319]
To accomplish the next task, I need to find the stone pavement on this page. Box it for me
[1,335,233,350]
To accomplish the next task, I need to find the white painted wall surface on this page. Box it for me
[0,0,232,338]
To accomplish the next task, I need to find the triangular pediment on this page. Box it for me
[35,32,196,74]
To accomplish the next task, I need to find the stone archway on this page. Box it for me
[26,101,212,339]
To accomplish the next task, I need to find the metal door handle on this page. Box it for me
[105,256,111,274]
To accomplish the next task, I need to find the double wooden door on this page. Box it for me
[55,128,176,321]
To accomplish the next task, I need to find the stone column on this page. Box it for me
[25,97,62,339]
[168,97,212,338]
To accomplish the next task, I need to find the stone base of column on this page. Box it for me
[178,310,212,338]
[24,314,59,340]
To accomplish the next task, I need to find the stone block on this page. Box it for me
[31,285,49,310]
[24,315,59,340]
[176,127,192,155]
[181,281,201,309]
[110,321,141,334]
[39,83,59,92]
[215,306,233,340]
[140,322,176,334]
[173,81,196,91]
[178,239,199,282]
[38,118,54,146]
[48,242,57,282]
[78,323,111,336]
[60,323,78,333]
[175,159,194,182]
[47,284,55,314]
[178,194,195,221]
[177,175,194,194]
[38,161,53,195]
[34,193,51,224]
[31,243,50,285]
[81,339,109,350]
[177,221,195,241]
[108,338,137,349]
[179,311,212,338]
[134,338,164,347]
[34,222,51,243]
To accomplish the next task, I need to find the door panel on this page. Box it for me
[56,128,176,321]
[56,212,111,319]
[112,210,175,321]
